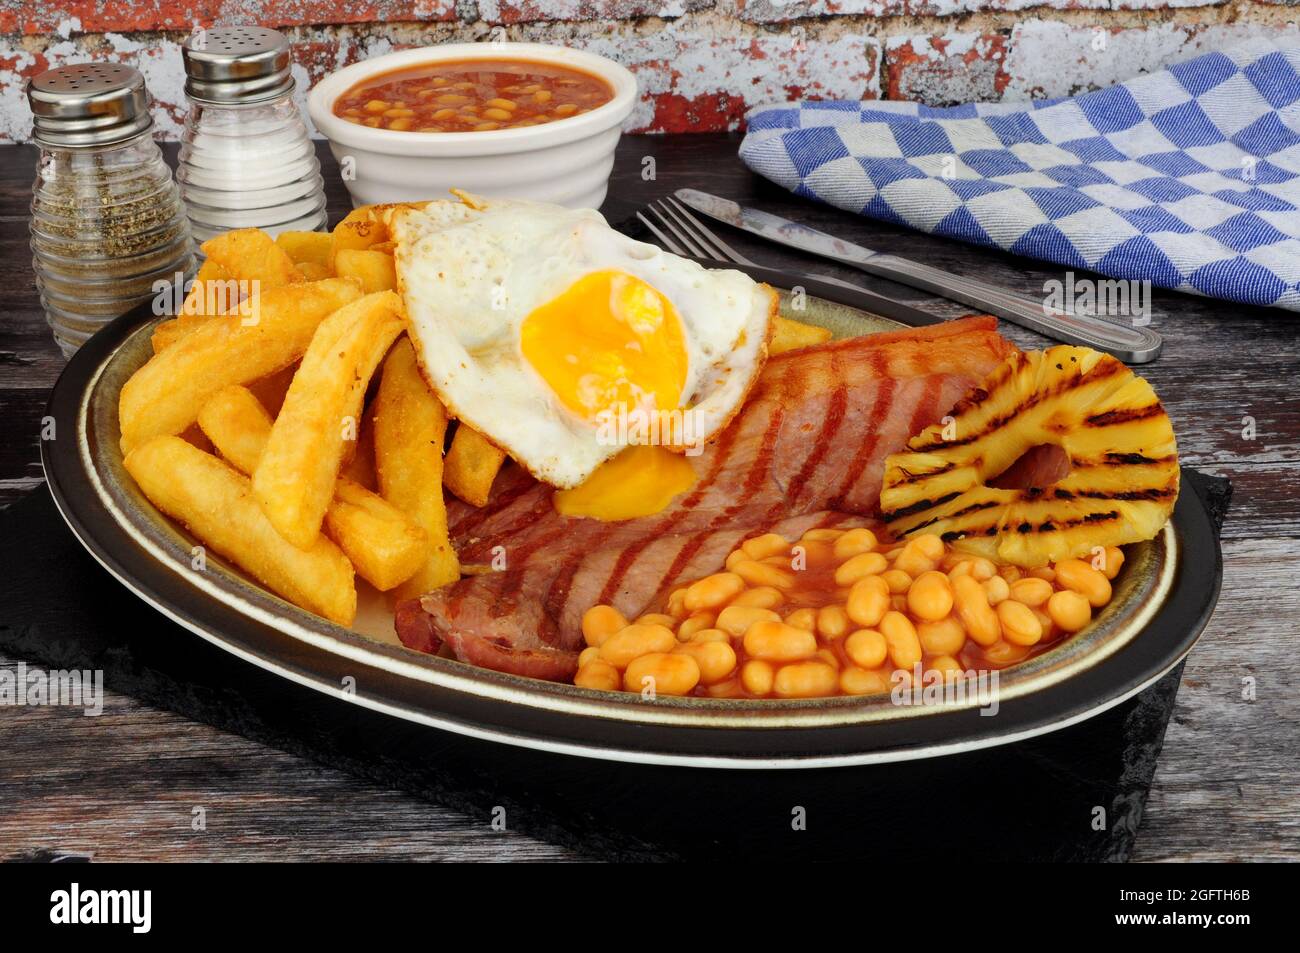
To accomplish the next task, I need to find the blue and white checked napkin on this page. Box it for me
[740,41,1300,311]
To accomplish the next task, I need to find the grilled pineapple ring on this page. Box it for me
[880,345,1179,568]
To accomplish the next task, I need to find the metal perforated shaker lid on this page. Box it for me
[26,63,153,149]
[183,26,294,105]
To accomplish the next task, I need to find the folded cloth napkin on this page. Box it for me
[740,40,1300,311]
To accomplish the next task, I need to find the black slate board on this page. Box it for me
[0,472,1231,861]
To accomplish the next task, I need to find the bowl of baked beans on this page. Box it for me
[307,43,637,209]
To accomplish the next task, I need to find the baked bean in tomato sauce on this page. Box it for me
[332,59,614,132]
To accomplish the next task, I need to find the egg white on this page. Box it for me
[391,195,776,489]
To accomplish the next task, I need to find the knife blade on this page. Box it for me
[675,189,884,271]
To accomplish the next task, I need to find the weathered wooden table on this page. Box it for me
[1,135,1295,861]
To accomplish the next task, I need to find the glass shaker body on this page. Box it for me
[178,92,327,246]
[30,133,194,356]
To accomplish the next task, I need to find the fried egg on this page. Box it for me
[391,194,776,489]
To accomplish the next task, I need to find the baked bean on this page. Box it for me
[740,532,789,561]
[554,103,579,116]
[1009,576,1053,607]
[880,611,923,670]
[895,537,941,576]
[928,655,965,681]
[984,640,1030,665]
[1100,546,1125,580]
[816,605,851,640]
[784,607,817,631]
[844,628,888,669]
[575,660,621,691]
[485,97,517,111]
[673,640,738,684]
[729,586,783,609]
[636,613,677,628]
[731,559,797,590]
[907,570,954,621]
[832,527,878,560]
[677,611,717,641]
[684,572,746,612]
[482,107,513,121]
[1054,558,1112,607]
[599,623,676,668]
[774,662,838,698]
[982,575,1010,606]
[715,604,780,637]
[881,569,912,594]
[743,620,818,662]
[533,89,553,103]
[918,616,966,656]
[834,551,888,586]
[996,600,1043,646]
[952,575,1000,646]
[741,659,775,695]
[840,666,889,695]
[1047,589,1092,632]
[800,528,845,542]
[847,575,891,627]
[582,604,627,647]
[624,653,700,696]
[574,528,1125,697]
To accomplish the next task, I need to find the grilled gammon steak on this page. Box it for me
[880,345,1179,567]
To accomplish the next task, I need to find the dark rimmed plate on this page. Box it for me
[42,265,1222,769]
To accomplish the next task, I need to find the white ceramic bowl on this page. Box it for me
[307,43,637,210]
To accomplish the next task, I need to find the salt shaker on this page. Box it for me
[178,26,327,245]
[27,63,195,357]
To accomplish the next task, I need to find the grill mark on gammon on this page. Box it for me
[826,349,892,511]
[768,348,845,520]
[623,357,804,606]
[590,382,752,607]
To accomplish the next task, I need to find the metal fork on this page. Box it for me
[640,196,1163,362]
[640,197,866,295]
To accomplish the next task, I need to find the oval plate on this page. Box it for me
[42,266,1222,768]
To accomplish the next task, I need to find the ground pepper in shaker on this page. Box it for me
[178,26,327,245]
[27,63,195,357]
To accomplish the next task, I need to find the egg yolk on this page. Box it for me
[553,444,697,521]
[520,270,688,422]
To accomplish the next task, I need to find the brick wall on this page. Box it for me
[1,1,1296,140]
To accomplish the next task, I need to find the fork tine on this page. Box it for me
[653,199,725,261]
[662,196,754,267]
[636,211,688,256]
[646,201,708,257]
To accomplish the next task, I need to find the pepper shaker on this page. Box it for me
[27,63,195,357]
[178,26,327,245]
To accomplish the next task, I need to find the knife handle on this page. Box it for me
[856,254,1163,364]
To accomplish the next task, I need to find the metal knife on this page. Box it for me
[676,188,1163,363]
